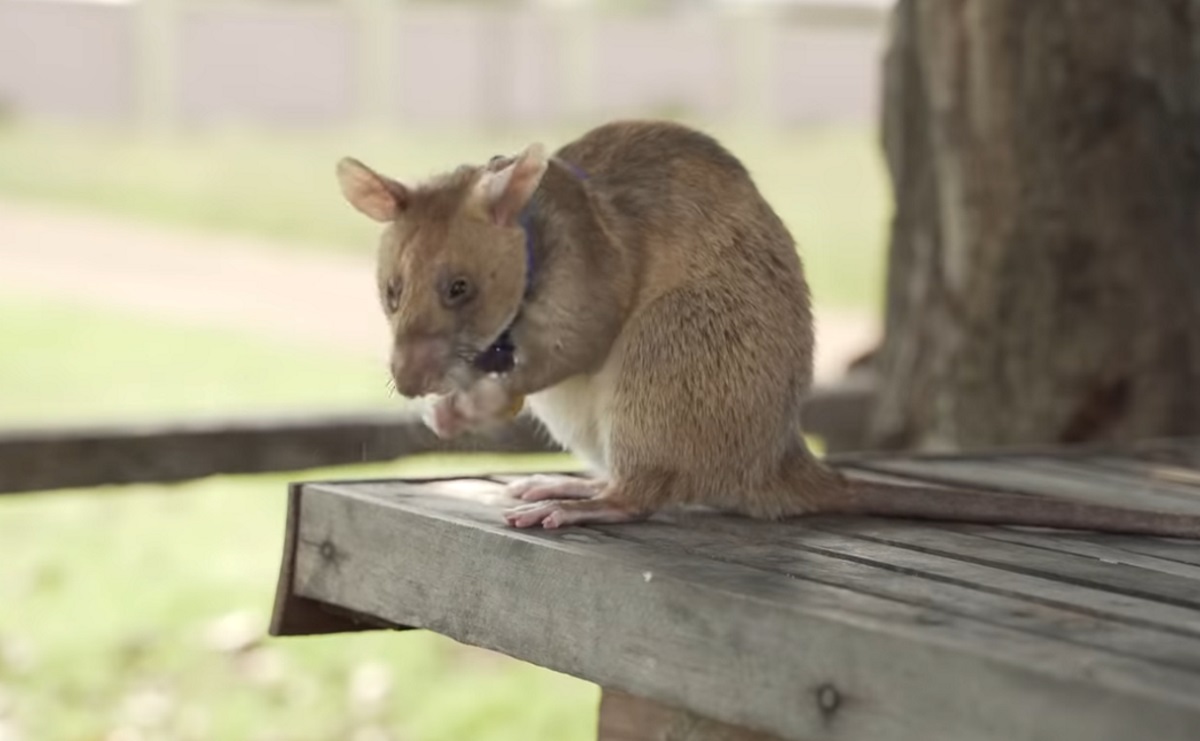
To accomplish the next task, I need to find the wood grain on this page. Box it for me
[270,441,1200,740]
[844,457,1200,515]
[608,515,1200,669]
[598,689,789,741]
[282,477,1200,741]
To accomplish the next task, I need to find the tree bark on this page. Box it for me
[869,0,1200,451]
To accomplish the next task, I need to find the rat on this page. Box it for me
[335,119,1200,538]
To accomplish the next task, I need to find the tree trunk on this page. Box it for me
[869,0,1200,452]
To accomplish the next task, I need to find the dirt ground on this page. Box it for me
[0,199,879,381]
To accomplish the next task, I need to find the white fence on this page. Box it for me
[0,0,889,130]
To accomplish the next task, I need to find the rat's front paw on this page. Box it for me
[424,394,468,439]
[423,376,522,439]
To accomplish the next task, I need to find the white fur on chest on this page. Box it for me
[526,370,615,473]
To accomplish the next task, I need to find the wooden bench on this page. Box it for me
[0,377,874,495]
[268,438,1200,741]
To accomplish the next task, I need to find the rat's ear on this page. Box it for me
[475,143,548,226]
[336,157,409,222]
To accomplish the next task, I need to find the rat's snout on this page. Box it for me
[391,337,451,397]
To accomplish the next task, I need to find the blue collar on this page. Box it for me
[517,206,537,299]
[515,158,587,297]
[474,159,587,374]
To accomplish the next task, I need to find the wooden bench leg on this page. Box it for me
[597,688,788,741]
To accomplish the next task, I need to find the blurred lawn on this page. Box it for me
[0,121,890,311]
[0,297,592,741]
[0,297,386,426]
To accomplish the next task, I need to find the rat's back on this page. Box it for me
[555,120,802,275]
[555,120,814,382]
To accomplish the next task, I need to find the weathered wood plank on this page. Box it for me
[1087,455,1200,492]
[427,476,1200,662]
[832,457,1200,578]
[955,525,1200,581]
[285,479,1200,741]
[1066,535,1200,568]
[0,409,554,495]
[806,519,1200,615]
[269,483,402,637]
[1017,458,1200,507]
[1120,439,1200,470]
[827,437,1200,466]
[413,471,1200,624]
[844,458,1200,515]
[861,451,1200,570]
[600,514,1200,669]
[598,689,790,741]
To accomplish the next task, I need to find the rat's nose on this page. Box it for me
[391,337,450,397]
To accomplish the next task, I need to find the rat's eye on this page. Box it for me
[384,280,401,313]
[443,277,474,307]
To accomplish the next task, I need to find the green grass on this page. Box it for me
[0,297,592,741]
[0,297,386,426]
[0,120,890,311]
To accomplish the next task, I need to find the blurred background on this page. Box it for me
[0,0,891,738]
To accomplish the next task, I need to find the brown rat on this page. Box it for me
[337,119,1200,538]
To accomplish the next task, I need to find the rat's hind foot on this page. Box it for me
[504,475,607,502]
[504,470,671,529]
[503,497,643,529]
